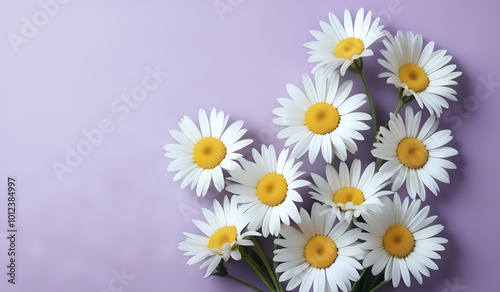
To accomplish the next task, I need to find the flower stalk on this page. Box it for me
[350,58,378,138]
[239,245,277,292]
[251,237,283,292]
[212,261,264,292]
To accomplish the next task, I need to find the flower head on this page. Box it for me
[226,145,309,237]
[356,194,448,287]
[273,70,371,164]
[274,203,365,292]
[378,31,462,117]
[164,108,252,196]
[305,8,385,76]
[372,107,458,200]
[310,160,392,222]
[178,196,260,278]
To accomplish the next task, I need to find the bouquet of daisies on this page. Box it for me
[167,8,461,292]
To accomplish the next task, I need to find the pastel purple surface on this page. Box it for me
[1,0,499,291]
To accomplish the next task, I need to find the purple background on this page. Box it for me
[1,0,498,291]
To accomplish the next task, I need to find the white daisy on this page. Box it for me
[378,31,462,117]
[164,108,252,197]
[310,159,392,222]
[226,145,309,237]
[372,106,458,200]
[356,194,448,287]
[273,70,371,164]
[304,8,385,76]
[178,196,260,278]
[274,203,364,292]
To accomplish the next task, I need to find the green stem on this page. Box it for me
[394,98,405,116]
[251,236,282,291]
[369,281,387,292]
[240,246,276,291]
[375,90,411,171]
[244,256,274,291]
[368,272,384,290]
[213,261,264,292]
[351,268,367,292]
[360,268,370,292]
[376,158,383,171]
[358,70,378,137]
[226,274,265,292]
[273,235,284,292]
[394,87,415,116]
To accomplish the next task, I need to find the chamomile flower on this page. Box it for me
[274,203,364,292]
[372,107,458,200]
[178,196,260,278]
[356,194,448,287]
[273,70,371,164]
[310,160,392,222]
[164,108,252,197]
[305,8,385,76]
[378,31,462,117]
[226,145,309,237]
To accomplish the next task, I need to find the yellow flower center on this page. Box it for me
[397,137,428,169]
[399,64,429,93]
[333,187,365,209]
[383,225,415,258]
[192,137,227,169]
[304,235,338,269]
[334,38,365,60]
[207,226,238,250]
[304,102,340,135]
[256,173,288,206]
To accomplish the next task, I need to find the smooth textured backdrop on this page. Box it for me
[1,0,498,291]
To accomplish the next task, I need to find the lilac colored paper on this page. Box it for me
[0,0,498,291]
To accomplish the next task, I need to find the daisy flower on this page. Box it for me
[372,106,458,200]
[356,194,448,287]
[310,159,392,222]
[378,31,462,117]
[274,203,364,292]
[226,145,309,237]
[178,196,260,278]
[164,108,252,197]
[273,70,371,164]
[304,8,386,76]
